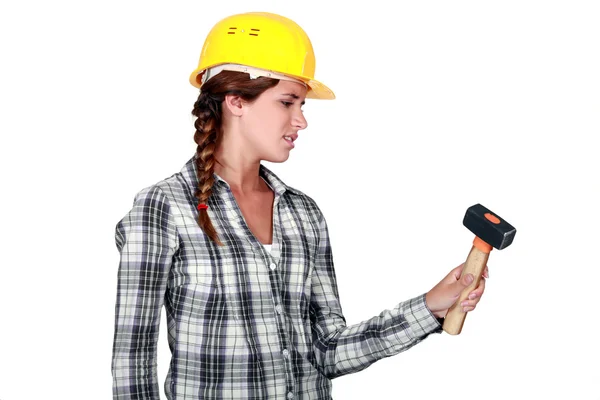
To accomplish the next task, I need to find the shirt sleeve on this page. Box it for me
[112,186,179,399]
[309,211,442,379]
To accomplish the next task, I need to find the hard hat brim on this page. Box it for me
[305,79,335,100]
[189,68,335,100]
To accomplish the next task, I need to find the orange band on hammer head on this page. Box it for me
[484,212,501,224]
[473,236,493,253]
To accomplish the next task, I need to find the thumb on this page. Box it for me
[453,273,474,294]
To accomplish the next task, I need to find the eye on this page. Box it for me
[281,101,293,108]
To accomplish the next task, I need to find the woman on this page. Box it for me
[112,11,488,400]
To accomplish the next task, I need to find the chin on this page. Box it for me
[264,152,291,164]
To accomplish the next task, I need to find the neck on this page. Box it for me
[213,150,264,193]
[212,121,271,194]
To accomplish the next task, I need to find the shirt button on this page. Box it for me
[287,392,294,400]
[275,305,282,314]
[282,349,289,358]
[269,263,276,270]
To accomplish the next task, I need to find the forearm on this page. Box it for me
[312,293,442,379]
[112,342,161,399]
[112,280,165,399]
[308,208,442,379]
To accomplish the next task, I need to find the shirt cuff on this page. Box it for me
[404,293,443,338]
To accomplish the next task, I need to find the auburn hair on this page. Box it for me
[191,70,279,245]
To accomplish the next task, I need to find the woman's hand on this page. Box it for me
[425,263,489,319]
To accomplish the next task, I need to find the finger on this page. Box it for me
[460,299,479,311]
[452,272,473,291]
[462,305,476,312]
[483,266,490,279]
[449,273,474,299]
[452,263,465,280]
[463,292,483,304]
[462,273,474,286]
[478,275,486,291]
[468,277,486,299]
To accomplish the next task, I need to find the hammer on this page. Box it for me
[442,204,516,335]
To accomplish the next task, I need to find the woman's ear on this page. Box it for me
[223,94,244,117]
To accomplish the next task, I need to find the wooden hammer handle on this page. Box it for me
[442,241,490,335]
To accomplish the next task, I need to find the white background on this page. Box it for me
[1,1,599,399]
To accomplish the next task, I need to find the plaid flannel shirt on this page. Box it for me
[112,155,442,400]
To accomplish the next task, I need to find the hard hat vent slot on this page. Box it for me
[226,27,259,36]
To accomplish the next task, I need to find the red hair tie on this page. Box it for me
[197,203,209,210]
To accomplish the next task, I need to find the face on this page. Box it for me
[239,80,308,163]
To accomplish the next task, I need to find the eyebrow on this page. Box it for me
[281,93,305,105]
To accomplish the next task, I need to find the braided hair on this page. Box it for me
[191,71,279,245]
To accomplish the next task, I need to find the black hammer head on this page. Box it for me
[463,204,516,250]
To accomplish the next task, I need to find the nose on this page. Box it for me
[292,108,308,130]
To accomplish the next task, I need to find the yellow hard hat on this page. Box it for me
[189,12,335,100]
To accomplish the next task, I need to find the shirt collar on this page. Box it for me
[180,154,302,198]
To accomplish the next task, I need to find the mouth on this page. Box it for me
[283,134,298,148]
[283,134,298,142]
